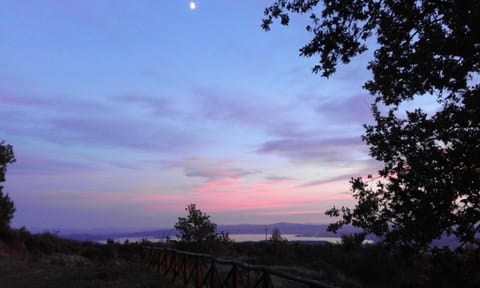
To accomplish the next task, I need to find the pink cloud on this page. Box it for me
[186,167,253,180]
[188,177,350,213]
[192,177,242,193]
[258,210,328,216]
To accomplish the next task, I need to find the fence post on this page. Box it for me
[209,259,217,288]
[184,255,189,286]
[232,264,238,288]
[172,250,177,276]
[195,256,201,288]
[161,250,166,274]
[156,249,160,270]
[159,249,165,273]
[263,270,271,288]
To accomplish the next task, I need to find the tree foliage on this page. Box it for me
[174,204,217,244]
[263,0,480,252]
[270,227,286,242]
[0,141,16,230]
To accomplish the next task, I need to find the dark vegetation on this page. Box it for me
[218,241,479,288]
[1,223,479,288]
[0,227,142,263]
[166,204,480,287]
[0,227,179,288]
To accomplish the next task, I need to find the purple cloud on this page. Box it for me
[0,89,107,112]
[182,157,258,180]
[257,137,368,164]
[315,94,374,124]
[185,167,253,180]
[299,173,364,188]
[0,90,197,153]
[48,115,194,152]
[191,86,310,138]
[299,159,384,188]
[10,155,97,176]
[113,93,174,116]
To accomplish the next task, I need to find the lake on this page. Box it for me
[99,234,353,244]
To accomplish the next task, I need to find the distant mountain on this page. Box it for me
[59,223,471,248]
[221,223,375,238]
[60,223,370,242]
[218,223,330,235]
[61,228,176,242]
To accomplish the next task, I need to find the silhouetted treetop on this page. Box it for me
[263,0,480,104]
[174,204,217,244]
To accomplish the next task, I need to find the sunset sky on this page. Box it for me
[1,0,382,231]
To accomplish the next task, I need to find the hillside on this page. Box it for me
[0,228,177,288]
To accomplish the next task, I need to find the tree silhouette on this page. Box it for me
[270,227,286,242]
[0,141,16,231]
[263,1,480,253]
[174,204,217,245]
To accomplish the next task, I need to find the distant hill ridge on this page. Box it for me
[59,223,364,242]
[57,222,466,248]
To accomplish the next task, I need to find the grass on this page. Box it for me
[0,227,179,288]
[0,257,178,288]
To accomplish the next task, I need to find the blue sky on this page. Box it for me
[0,0,380,230]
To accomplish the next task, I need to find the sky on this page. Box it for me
[0,0,382,231]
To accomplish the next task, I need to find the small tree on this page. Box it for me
[269,228,288,256]
[216,231,233,245]
[270,228,285,242]
[0,142,15,231]
[340,233,367,252]
[174,204,217,245]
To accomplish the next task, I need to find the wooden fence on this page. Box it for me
[142,247,337,288]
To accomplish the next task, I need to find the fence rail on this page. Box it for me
[142,246,337,288]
